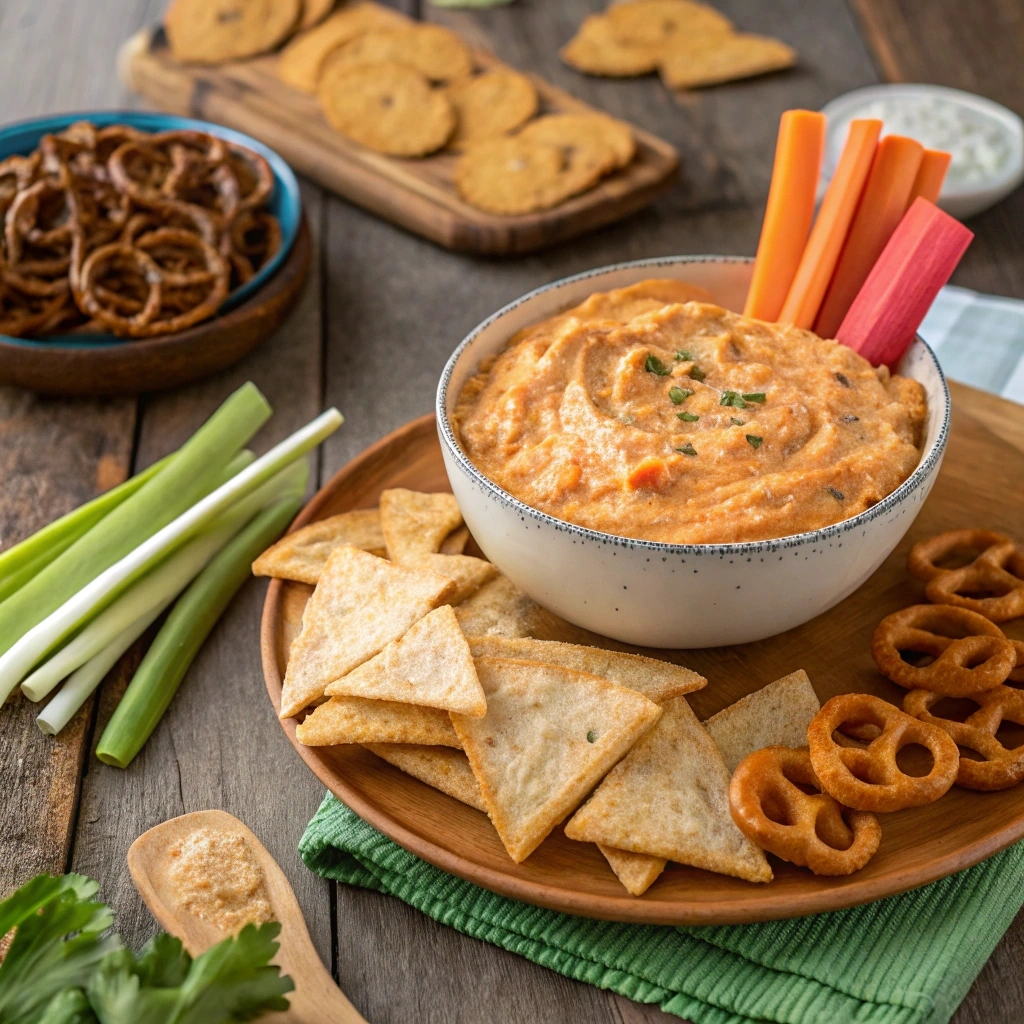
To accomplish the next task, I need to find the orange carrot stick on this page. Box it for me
[814,135,924,339]
[743,110,826,321]
[777,118,882,329]
[907,148,952,205]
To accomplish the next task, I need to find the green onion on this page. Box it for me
[746,435,764,449]
[0,384,271,673]
[0,406,341,705]
[0,455,174,606]
[674,350,693,362]
[644,354,671,376]
[96,494,304,768]
[677,411,699,422]
[689,366,706,381]
[742,393,766,403]
[668,386,692,405]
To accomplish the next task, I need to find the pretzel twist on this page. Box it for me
[807,693,959,811]
[871,604,1015,696]
[904,686,1024,791]
[925,542,1024,624]
[729,746,881,875]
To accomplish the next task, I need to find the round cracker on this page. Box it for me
[166,0,301,63]
[559,14,661,77]
[319,61,455,156]
[277,4,407,92]
[446,70,539,149]
[298,0,335,31]
[606,0,733,45]
[520,113,635,174]
[323,24,473,83]
[456,136,602,216]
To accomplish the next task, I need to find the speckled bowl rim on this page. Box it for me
[437,255,951,557]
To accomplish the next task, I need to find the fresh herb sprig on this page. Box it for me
[668,386,692,405]
[721,391,767,409]
[645,354,671,376]
[676,444,698,457]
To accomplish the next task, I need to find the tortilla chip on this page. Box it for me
[598,845,667,897]
[660,33,796,90]
[565,696,772,883]
[703,670,820,773]
[324,604,486,717]
[439,526,470,555]
[452,656,662,863]
[252,508,386,583]
[468,636,705,703]
[279,545,454,719]
[380,489,463,562]
[453,574,544,638]
[408,553,497,604]
[295,695,460,747]
[365,743,485,811]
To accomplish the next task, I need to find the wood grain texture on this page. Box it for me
[120,13,679,255]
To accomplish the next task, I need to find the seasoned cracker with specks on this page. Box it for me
[520,113,635,177]
[319,62,455,156]
[321,24,473,82]
[446,70,539,149]
[380,488,464,562]
[166,0,301,63]
[560,15,661,77]
[607,0,733,45]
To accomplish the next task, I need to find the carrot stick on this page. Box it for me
[777,119,882,329]
[814,135,924,339]
[907,148,952,205]
[743,110,826,321]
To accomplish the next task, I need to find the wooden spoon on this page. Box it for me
[128,809,367,1024]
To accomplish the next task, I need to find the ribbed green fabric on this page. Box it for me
[301,794,1024,1024]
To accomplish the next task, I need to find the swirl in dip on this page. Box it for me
[453,280,927,544]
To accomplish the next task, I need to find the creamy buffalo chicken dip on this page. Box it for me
[453,280,927,544]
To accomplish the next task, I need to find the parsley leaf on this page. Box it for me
[674,350,693,362]
[645,354,671,376]
[742,392,766,403]
[677,411,699,422]
[675,444,698,457]
[746,435,764,449]
[586,730,597,743]
[668,386,692,405]
[689,366,707,382]
[720,390,746,409]
[730,417,745,426]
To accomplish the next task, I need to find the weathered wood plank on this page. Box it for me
[69,183,330,965]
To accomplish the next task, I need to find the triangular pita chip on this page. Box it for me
[408,553,497,604]
[365,744,485,811]
[452,656,662,863]
[439,526,469,555]
[660,33,796,90]
[295,696,460,747]
[468,636,705,704]
[380,489,463,563]
[279,545,454,718]
[453,574,544,638]
[703,669,820,773]
[252,508,386,583]
[598,846,667,897]
[565,696,772,883]
[324,604,486,717]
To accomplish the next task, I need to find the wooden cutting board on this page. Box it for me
[118,12,680,256]
[260,383,1024,925]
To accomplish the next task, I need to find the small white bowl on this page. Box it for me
[437,257,950,649]
[819,84,1024,220]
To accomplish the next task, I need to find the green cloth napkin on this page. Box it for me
[301,794,1024,1024]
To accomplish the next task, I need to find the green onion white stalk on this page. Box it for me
[0,407,340,705]
[0,383,271,664]
[96,494,305,768]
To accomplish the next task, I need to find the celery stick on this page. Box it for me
[21,457,306,704]
[0,412,334,705]
[96,494,304,768]
[0,383,272,665]
[0,454,174,606]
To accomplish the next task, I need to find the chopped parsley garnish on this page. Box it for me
[689,365,707,382]
[677,411,699,422]
[746,434,763,449]
[730,417,745,426]
[669,385,692,404]
[827,486,845,501]
[645,354,671,376]
[674,350,693,362]
[586,729,597,743]
[720,390,746,408]
[676,443,698,457]
[742,392,766,403]
[835,372,852,389]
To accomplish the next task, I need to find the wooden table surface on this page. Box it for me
[1,1,1022,1021]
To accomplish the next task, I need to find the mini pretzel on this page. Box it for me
[76,243,162,336]
[871,604,1015,696]
[729,746,881,875]
[908,529,1011,582]
[925,542,1024,623]
[807,693,959,812]
[904,686,1024,791]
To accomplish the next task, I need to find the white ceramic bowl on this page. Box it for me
[437,257,950,648]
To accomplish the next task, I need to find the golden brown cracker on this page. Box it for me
[298,0,335,31]
[365,744,485,810]
[520,113,634,177]
[660,33,796,89]
[380,489,464,563]
[598,845,667,896]
[166,0,302,63]
[560,15,661,77]
[295,694,461,746]
[322,23,473,82]
[319,61,456,156]
[446,69,539,149]
[607,0,733,45]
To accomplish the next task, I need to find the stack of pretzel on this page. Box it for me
[0,121,281,339]
[728,528,1024,877]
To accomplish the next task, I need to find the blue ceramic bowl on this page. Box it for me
[0,110,301,348]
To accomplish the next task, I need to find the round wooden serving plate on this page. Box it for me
[0,215,310,397]
[261,412,1024,925]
